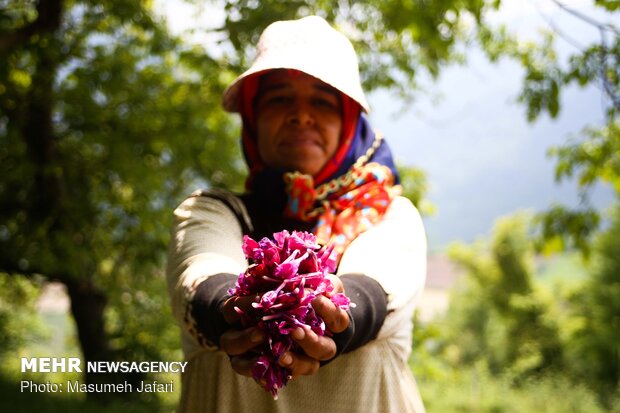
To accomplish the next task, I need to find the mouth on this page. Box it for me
[279,130,322,149]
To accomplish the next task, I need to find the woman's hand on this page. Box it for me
[219,274,350,379]
[315,274,351,334]
[277,274,351,378]
[219,295,266,377]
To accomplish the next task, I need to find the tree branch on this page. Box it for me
[549,0,620,111]
[551,0,619,35]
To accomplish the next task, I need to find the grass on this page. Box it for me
[415,363,612,413]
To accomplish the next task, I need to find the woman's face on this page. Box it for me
[255,70,342,176]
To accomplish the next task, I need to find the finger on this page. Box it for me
[230,355,258,377]
[220,326,265,356]
[291,327,337,361]
[221,295,260,325]
[324,274,344,296]
[278,351,320,378]
[312,295,350,334]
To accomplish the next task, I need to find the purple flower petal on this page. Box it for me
[231,230,353,397]
[331,293,352,310]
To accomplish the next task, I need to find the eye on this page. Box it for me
[269,96,290,104]
[260,93,292,108]
[312,96,339,111]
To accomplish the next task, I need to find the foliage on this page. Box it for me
[563,202,620,407]
[415,360,609,413]
[0,361,179,412]
[0,0,244,388]
[535,204,601,257]
[104,271,181,363]
[442,213,564,380]
[551,121,620,193]
[485,5,620,400]
[479,1,620,253]
[398,164,436,216]
[0,274,45,357]
[472,5,620,402]
[414,208,620,409]
[217,0,501,99]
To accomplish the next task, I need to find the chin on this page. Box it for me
[283,163,321,176]
[287,167,316,175]
[281,156,324,176]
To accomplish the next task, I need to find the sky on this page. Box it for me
[156,0,616,251]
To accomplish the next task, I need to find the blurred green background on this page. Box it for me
[1,0,618,412]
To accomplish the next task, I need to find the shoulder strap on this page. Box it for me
[190,188,254,235]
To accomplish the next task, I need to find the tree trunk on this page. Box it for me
[64,277,143,401]
[64,277,109,364]
[7,0,134,401]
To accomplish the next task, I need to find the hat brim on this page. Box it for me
[222,66,370,114]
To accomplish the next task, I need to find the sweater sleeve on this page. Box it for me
[189,273,238,347]
[322,273,388,364]
[166,193,248,352]
[337,196,427,359]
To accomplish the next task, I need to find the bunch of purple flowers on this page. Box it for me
[228,230,352,398]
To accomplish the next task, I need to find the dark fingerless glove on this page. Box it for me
[189,273,238,347]
[322,273,389,365]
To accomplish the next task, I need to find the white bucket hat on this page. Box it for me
[221,16,370,113]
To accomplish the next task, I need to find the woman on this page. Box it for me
[167,16,427,413]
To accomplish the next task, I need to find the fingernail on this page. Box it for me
[280,353,292,366]
[251,329,264,343]
[292,327,305,340]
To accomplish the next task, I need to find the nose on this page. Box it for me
[286,100,315,127]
